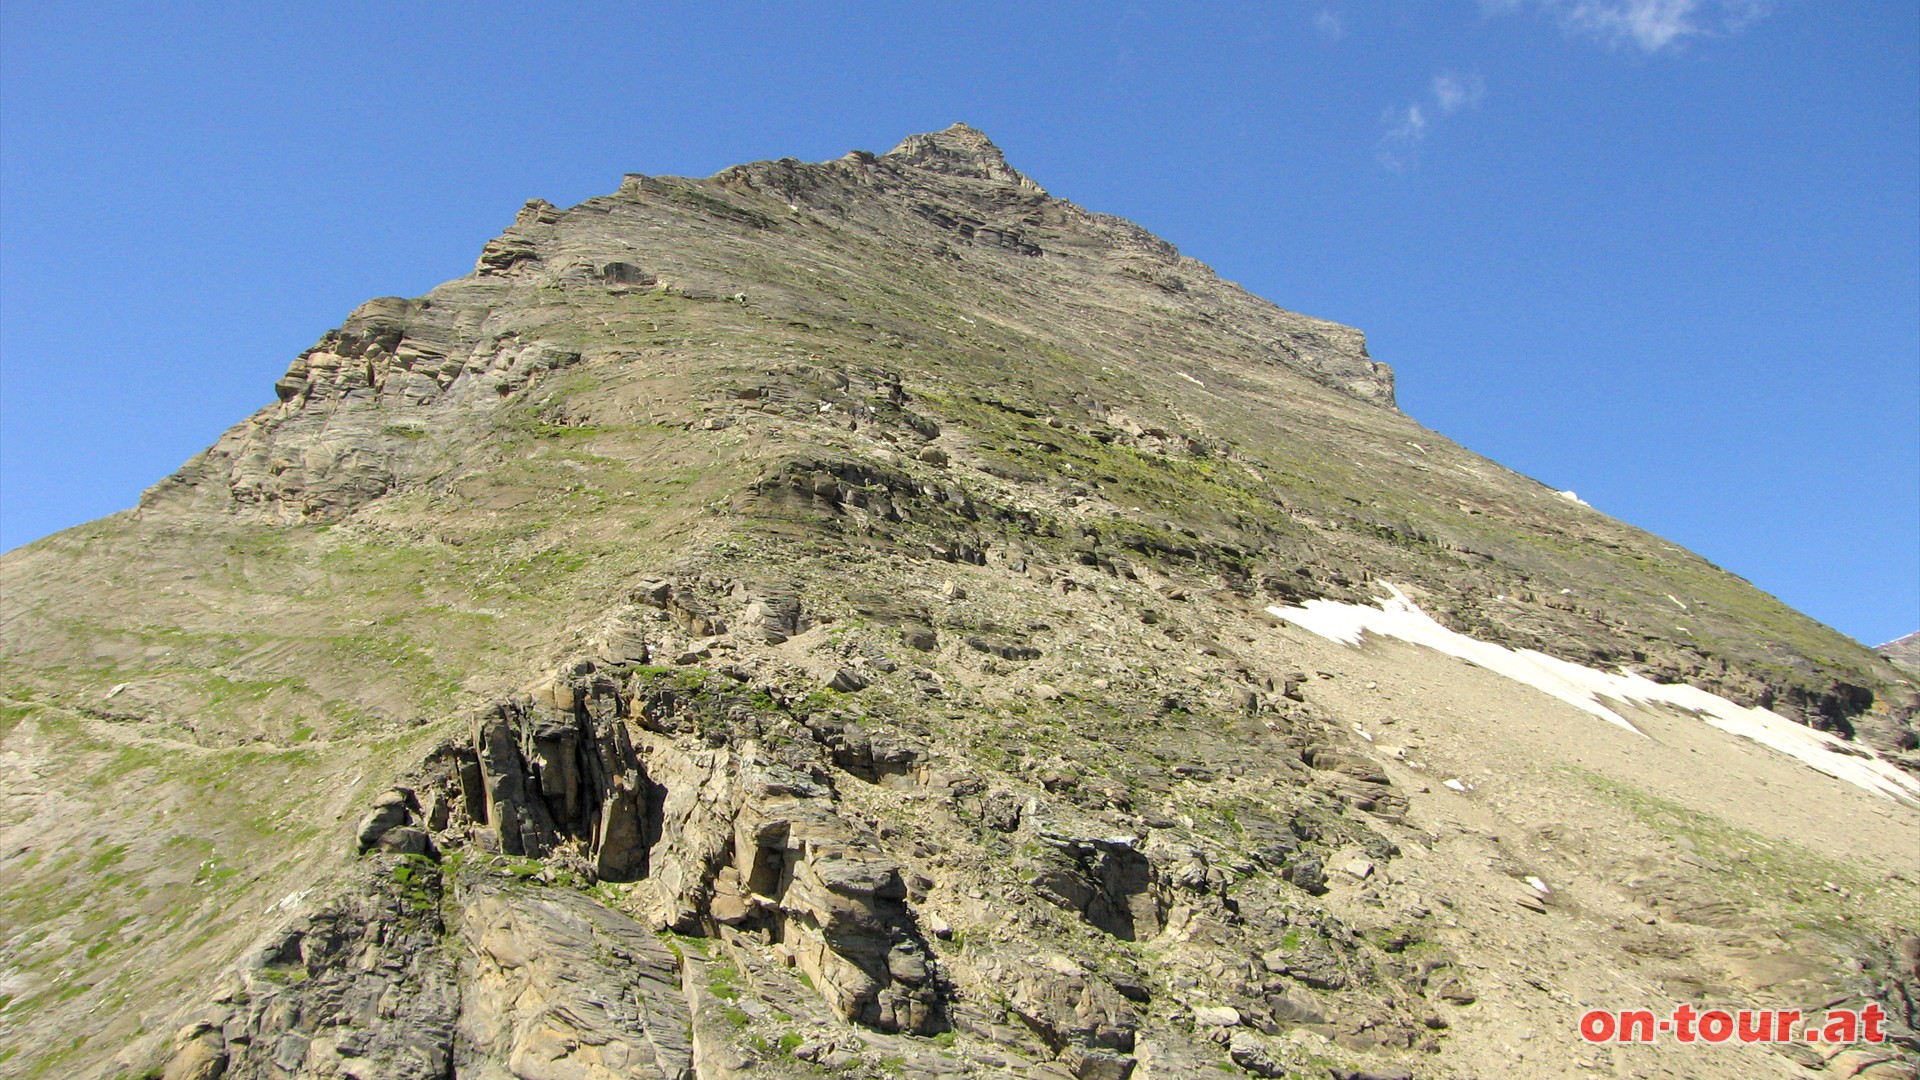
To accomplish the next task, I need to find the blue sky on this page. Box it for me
[1,2,1915,645]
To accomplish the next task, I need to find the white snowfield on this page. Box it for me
[1268,584,1920,806]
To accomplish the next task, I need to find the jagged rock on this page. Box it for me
[171,855,460,1079]
[163,858,700,1080]
[887,122,1048,193]
[1028,831,1164,940]
[1227,1030,1289,1078]
[1006,956,1139,1076]
[463,685,648,879]
[638,738,943,1033]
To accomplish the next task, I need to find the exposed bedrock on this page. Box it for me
[465,677,650,880]
[160,853,698,1080]
[372,660,948,1037]
[639,736,946,1034]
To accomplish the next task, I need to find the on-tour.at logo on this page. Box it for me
[1579,1003,1887,1045]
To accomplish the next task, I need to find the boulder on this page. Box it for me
[355,788,415,851]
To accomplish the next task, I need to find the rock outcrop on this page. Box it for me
[374,661,951,1039]
[162,852,460,1080]
[464,680,650,880]
[162,853,699,1080]
[457,881,693,1078]
[638,735,945,1034]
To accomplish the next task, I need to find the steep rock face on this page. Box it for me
[379,664,951,1038]
[635,735,944,1035]
[464,683,649,880]
[3,125,1918,1080]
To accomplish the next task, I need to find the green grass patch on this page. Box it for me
[707,956,743,1001]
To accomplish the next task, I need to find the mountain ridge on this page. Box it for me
[128,121,1910,749]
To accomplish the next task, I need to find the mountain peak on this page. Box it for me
[882,121,1045,194]
[6,125,1920,1080]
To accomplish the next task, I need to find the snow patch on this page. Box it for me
[1268,584,1920,805]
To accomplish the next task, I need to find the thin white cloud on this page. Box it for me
[1484,0,1777,53]
[1378,72,1484,170]
[1314,10,1345,40]
[1433,71,1487,113]
[1377,103,1428,170]
[1568,0,1698,50]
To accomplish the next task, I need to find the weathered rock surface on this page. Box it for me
[457,880,693,1078]
[163,853,460,1080]
[464,681,649,880]
[634,732,944,1034]
[161,855,699,1080]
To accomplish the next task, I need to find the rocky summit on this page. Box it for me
[1,123,1916,1080]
